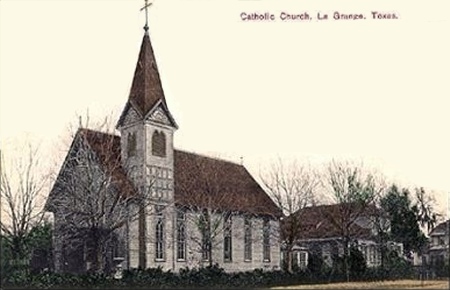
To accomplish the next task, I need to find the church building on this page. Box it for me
[45,15,282,274]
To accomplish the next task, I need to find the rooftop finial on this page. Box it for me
[140,0,153,33]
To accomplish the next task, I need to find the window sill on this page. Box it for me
[263,259,271,263]
[244,259,252,263]
[155,259,165,262]
[176,259,186,262]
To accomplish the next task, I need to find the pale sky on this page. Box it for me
[0,0,448,217]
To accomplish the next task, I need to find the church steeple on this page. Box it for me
[116,29,177,129]
[129,32,166,116]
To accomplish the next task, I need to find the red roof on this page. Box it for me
[47,128,282,218]
[174,150,282,216]
[283,203,380,240]
[78,128,136,198]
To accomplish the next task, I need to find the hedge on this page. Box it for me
[1,261,417,289]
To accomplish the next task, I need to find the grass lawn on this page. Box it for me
[272,279,450,289]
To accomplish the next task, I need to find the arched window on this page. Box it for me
[244,217,252,261]
[223,213,232,262]
[263,218,270,262]
[127,132,136,157]
[176,210,186,261]
[152,130,166,157]
[155,205,165,260]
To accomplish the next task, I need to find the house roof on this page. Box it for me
[47,128,282,218]
[283,203,380,241]
[430,220,449,236]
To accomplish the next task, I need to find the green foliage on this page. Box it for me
[1,223,53,279]
[380,185,427,255]
[355,250,415,282]
[1,235,13,278]
[28,223,52,250]
[1,260,419,289]
[28,223,53,273]
[349,246,367,279]
[429,258,450,278]
[306,251,325,277]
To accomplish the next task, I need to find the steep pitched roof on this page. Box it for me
[283,203,380,240]
[45,129,137,212]
[129,32,166,116]
[174,150,282,217]
[117,32,176,128]
[78,129,137,198]
[47,130,282,218]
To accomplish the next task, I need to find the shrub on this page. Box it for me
[0,257,421,290]
[349,246,367,280]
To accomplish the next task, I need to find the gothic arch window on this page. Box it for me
[263,218,271,262]
[127,132,137,157]
[223,213,232,262]
[155,205,165,260]
[244,217,252,261]
[176,210,186,261]
[152,130,166,157]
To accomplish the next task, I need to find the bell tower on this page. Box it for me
[116,16,178,269]
[116,27,178,199]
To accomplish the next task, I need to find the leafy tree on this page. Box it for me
[307,251,325,278]
[349,245,366,279]
[380,184,427,256]
[28,223,53,273]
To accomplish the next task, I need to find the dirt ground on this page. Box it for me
[272,279,450,289]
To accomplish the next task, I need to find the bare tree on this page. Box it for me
[175,154,241,267]
[323,160,382,282]
[364,177,394,276]
[414,187,441,235]
[175,152,280,268]
[0,144,49,272]
[46,117,157,274]
[259,159,320,273]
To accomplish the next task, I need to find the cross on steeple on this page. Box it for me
[140,0,153,32]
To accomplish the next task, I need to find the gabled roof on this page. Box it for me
[283,203,381,241]
[46,129,282,218]
[174,150,282,217]
[430,220,449,236]
[117,32,177,128]
[45,129,137,212]
[77,129,137,198]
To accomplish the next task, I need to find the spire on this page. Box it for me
[117,0,177,130]
[128,30,167,117]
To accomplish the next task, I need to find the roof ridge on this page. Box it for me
[78,127,119,137]
[76,131,243,167]
[174,148,243,167]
